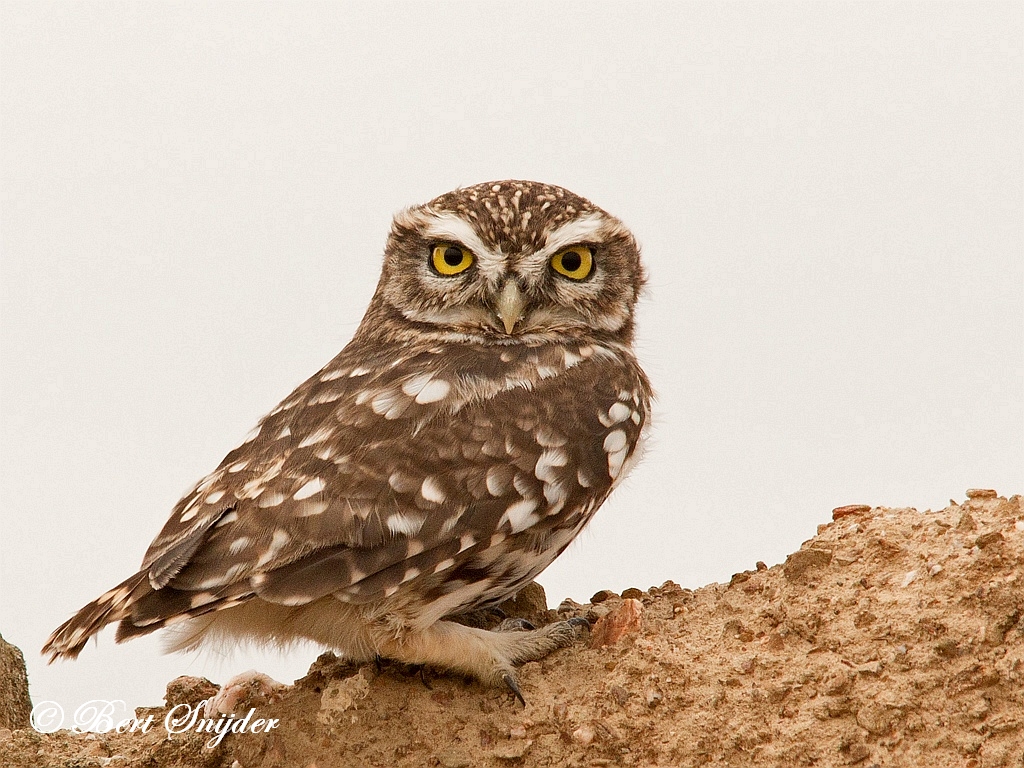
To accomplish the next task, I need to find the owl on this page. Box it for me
[43,180,652,703]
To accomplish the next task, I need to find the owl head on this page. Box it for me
[360,180,644,346]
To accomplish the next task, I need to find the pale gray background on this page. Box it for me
[2,2,1021,717]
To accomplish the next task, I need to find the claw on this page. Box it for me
[502,673,526,706]
[419,666,433,691]
[568,617,591,630]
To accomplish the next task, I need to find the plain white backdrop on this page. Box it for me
[2,2,1021,717]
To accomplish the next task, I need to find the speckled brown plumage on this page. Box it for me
[43,180,652,698]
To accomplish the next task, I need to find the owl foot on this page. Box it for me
[372,616,588,705]
[208,670,286,715]
[489,617,589,705]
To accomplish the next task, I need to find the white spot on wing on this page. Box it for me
[604,429,627,453]
[535,427,567,448]
[401,373,451,404]
[440,512,463,535]
[229,536,251,555]
[485,466,510,496]
[420,476,446,504]
[414,378,450,404]
[535,448,568,482]
[308,389,344,405]
[371,389,407,419]
[205,490,225,504]
[607,402,631,424]
[254,531,291,568]
[294,478,325,500]
[239,479,265,500]
[319,367,347,381]
[296,500,328,517]
[387,513,425,536]
[543,480,567,509]
[314,445,336,461]
[299,427,335,447]
[500,498,540,533]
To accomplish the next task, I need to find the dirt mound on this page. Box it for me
[3,491,1023,767]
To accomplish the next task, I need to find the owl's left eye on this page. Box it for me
[550,246,594,281]
[431,244,474,276]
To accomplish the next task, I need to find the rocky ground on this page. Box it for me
[3,490,1024,767]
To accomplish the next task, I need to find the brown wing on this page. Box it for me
[44,338,649,659]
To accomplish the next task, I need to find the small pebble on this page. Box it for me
[609,685,630,706]
[900,570,918,588]
[572,724,595,746]
[833,504,871,520]
[975,531,1004,549]
[1015,520,1024,532]
[966,489,997,499]
[589,599,644,647]
[928,564,943,577]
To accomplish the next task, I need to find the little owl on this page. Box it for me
[43,180,652,703]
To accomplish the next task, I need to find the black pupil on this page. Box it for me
[561,250,582,272]
[443,246,463,266]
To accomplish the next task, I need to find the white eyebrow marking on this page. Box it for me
[535,212,611,261]
[402,209,506,280]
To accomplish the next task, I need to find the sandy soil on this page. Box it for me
[3,490,1023,767]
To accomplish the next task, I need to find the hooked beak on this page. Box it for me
[494,280,526,335]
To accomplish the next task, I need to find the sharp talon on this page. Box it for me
[419,667,433,691]
[374,654,384,673]
[568,617,590,630]
[502,673,526,706]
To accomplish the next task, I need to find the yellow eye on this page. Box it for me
[550,246,594,280]
[431,244,474,276]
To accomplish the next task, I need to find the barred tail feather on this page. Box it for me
[42,571,152,662]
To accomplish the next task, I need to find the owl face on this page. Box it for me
[365,181,644,345]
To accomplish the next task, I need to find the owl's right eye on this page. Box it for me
[431,244,474,276]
